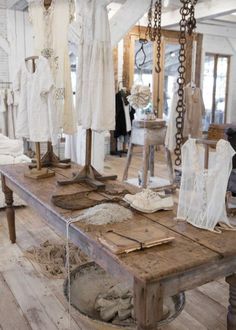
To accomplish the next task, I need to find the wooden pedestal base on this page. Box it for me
[57,129,117,189]
[24,168,55,180]
[58,164,117,189]
[29,142,71,170]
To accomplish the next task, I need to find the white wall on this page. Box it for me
[7,8,33,81]
[0,7,9,82]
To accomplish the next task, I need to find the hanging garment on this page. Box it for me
[14,56,58,144]
[177,138,235,232]
[28,0,77,134]
[0,88,7,135]
[7,88,15,139]
[76,0,115,131]
[115,91,128,138]
[165,91,179,152]
[183,85,205,138]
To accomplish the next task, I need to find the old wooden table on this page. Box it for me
[1,163,236,330]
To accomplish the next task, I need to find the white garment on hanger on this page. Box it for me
[123,102,131,133]
[7,88,15,139]
[14,56,58,145]
[165,91,179,152]
[177,138,235,232]
[183,84,205,138]
[28,0,77,135]
[76,0,115,131]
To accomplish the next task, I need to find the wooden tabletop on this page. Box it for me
[1,163,235,287]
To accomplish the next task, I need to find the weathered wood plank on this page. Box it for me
[0,272,31,330]
[146,210,236,257]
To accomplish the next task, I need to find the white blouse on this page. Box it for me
[177,138,235,232]
[14,56,58,145]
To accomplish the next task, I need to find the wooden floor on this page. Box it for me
[0,150,230,330]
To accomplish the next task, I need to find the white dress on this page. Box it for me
[165,91,179,152]
[177,138,235,232]
[14,56,58,144]
[0,88,7,136]
[76,0,115,131]
[28,0,77,135]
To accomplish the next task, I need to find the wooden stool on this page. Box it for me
[122,119,174,189]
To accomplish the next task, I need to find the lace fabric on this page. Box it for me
[177,139,235,232]
[27,0,77,135]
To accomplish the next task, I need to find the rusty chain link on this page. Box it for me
[145,0,162,74]
[174,0,191,166]
[174,0,198,166]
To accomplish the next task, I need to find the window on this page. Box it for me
[202,53,230,130]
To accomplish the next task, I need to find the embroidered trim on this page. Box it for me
[55,88,65,100]
[41,48,54,59]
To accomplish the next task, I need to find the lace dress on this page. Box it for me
[76,0,115,131]
[177,138,235,232]
[28,0,77,135]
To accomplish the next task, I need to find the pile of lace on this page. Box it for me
[124,189,174,213]
[127,84,151,110]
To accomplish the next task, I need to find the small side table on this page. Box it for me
[122,119,174,189]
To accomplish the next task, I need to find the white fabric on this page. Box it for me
[0,89,7,135]
[0,133,23,157]
[65,127,105,172]
[177,138,235,231]
[165,91,178,152]
[127,85,151,110]
[76,0,115,131]
[28,0,77,135]
[0,143,30,208]
[123,102,131,132]
[14,56,58,145]
[7,89,16,139]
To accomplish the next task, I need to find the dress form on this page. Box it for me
[29,0,71,170]
[24,56,55,180]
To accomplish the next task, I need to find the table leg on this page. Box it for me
[134,278,163,330]
[149,145,155,177]
[142,144,149,188]
[123,143,134,181]
[1,175,16,244]
[226,274,236,330]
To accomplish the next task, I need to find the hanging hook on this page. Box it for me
[135,38,148,70]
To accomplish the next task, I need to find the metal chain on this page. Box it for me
[187,0,198,35]
[145,0,153,40]
[155,0,162,74]
[174,0,198,166]
[174,0,191,166]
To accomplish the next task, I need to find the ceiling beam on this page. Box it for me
[196,22,236,39]
[110,0,150,47]
[162,0,236,28]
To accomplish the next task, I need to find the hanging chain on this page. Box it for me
[174,0,191,166]
[187,0,198,35]
[145,0,154,41]
[145,0,162,116]
[155,0,162,74]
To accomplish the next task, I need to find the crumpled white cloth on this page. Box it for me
[127,85,151,110]
[0,134,24,157]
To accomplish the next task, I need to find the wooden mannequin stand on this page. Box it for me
[29,142,71,170]
[23,56,55,179]
[25,142,55,179]
[58,129,117,189]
